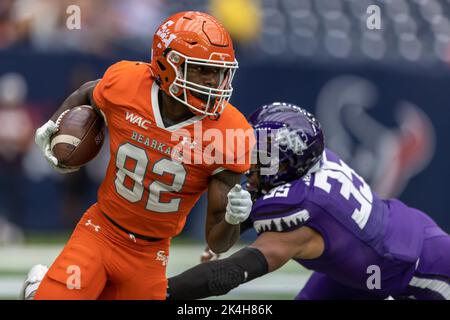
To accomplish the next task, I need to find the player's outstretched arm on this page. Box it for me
[205,170,252,253]
[34,80,100,173]
[200,218,254,263]
[167,227,315,300]
[167,247,269,300]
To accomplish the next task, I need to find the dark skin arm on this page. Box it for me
[49,80,100,122]
[205,170,243,253]
[201,218,254,262]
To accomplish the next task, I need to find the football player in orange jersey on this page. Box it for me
[31,11,254,300]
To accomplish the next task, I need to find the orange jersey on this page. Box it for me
[92,60,253,238]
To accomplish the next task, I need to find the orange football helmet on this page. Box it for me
[151,11,238,118]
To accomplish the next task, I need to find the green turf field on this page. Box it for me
[0,237,311,300]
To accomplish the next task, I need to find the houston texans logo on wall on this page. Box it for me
[316,75,435,198]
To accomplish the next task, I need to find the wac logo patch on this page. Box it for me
[125,112,151,130]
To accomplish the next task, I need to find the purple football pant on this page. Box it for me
[296,230,450,300]
[401,229,450,300]
[295,272,385,300]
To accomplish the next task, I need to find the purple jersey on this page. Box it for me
[250,148,448,298]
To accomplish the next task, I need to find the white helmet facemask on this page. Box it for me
[166,50,238,117]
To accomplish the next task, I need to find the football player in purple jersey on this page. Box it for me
[166,102,450,300]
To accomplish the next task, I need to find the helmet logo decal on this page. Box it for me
[275,127,308,155]
[156,20,177,48]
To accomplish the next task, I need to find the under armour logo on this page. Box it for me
[85,219,100,232]
[156,250,168,266]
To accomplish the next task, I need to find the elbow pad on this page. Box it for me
[167,247,268,300]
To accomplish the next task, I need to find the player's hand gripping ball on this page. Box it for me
[35,105,106,173]
[50,105,105,169]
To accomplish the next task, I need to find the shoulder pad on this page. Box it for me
[206,104,255,174]
[253,208,311,234]
[252,179,308,214]
[95,60,149,106]
[250,179,312,233]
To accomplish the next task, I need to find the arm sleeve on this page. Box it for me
[166,247,268,300]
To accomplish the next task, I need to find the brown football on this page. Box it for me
[50,105,106,168]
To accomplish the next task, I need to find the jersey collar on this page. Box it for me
[150,81,205,132]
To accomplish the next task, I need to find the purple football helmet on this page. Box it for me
[246,102,324,197]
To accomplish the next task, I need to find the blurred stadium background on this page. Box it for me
[1,0,450,299]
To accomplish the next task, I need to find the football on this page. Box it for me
[50,105,106,168]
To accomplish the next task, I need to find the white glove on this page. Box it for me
[19,264,48,300]
[34,120,79,174]
[225,184,252,225]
